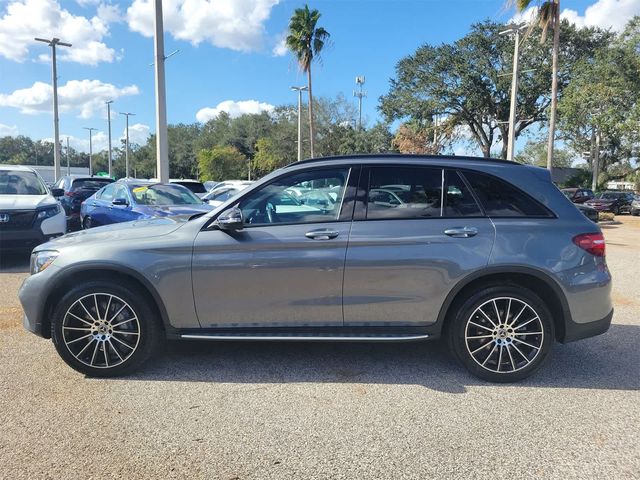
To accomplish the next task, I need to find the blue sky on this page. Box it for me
[0,0,638,154]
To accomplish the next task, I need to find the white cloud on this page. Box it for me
[127,0,280,52]
[511,0,640,32]
[0,0,118,64]
[0,123,19,137]
[560,0,640,32]
[121,123,150,146]
[196,99,275,122]
[272,33,288,57]
[0,79,139,119]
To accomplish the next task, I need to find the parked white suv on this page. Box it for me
[0,164,66,252]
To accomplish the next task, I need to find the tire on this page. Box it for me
[51,281,162,377]
[82,216,93,229]
[447,284,554,383]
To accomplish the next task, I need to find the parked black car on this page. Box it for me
[576,204,599,223]
[52,176,115,230]
[631,195,640,216]
[584,191,634,215]
[561,188,594,204]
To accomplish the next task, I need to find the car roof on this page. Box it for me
[0,164,36,172]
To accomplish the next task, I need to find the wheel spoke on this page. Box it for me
[506,345,516,371]
[515,331,543,336]
[493,300,501,324]
[111,335,135,350]
[90,341,100,366]
[478,308,497,327]
[513,337,540,350]
[112,317,137,329]
[67,312,93,327]
[468,321,493,332]
[75,338,95,359]
[104,295,113,321]
[467,334,494,340]
[471,341,493,355]
[94,294,101,320]
[113,330,139,336]
[103,342,109,367]
[109,304,127,323]
[78,299,97,322]
[511,342,530,363]
[482,343,498,366]
[63,326,93,331]
[507,304,527,327]
[66,333,93,345]
[497,345,503,372]
[108,339,124,362]
[513,316,539,331]
[505,298,512,325]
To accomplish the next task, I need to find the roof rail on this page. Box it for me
[284,153,522,168]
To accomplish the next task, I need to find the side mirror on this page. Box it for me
[217,206,243,231]
[112,197,129,206]
[51,188,64,197]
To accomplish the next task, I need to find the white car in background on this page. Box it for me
[0,164,66,252]
[203,182,253,207]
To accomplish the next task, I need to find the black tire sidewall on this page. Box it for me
[448,285,554,383]
[51,281,161,377]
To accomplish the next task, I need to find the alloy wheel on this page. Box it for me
[464,297,544,374]
[62,293,141,369]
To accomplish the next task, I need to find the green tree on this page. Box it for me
[198,145,248,182]
[286,4,330,158]
[515,139,573,167]
[380,20,609,158]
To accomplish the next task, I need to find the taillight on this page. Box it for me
[573,233,606,257]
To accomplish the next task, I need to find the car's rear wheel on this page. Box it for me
[82,216,93,229]
[448,285,554,383]
[51,281,161,377]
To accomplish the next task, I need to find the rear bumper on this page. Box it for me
[562,309,613,343]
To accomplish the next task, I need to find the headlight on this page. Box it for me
[36,204,61,220]
[31,250,59,274]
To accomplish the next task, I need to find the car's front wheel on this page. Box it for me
[51,281,161,377]
[448,285,554,383]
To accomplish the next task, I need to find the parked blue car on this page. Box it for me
[80,180,213,229]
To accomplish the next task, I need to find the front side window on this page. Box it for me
[462,170,552,217]
[99,184,116,201]
[239,168,349,226]
[112,184,129,202]
[366,167,442,219]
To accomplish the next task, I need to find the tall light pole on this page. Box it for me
[66,136,70,176]
[500,24,527,161]
[154,0,170,182]
[83,127,97,175]
[354,76,367,130]
[120,112,135,178]
[291,86,308,162]
[34,37,71,182]
[105,100,113,178]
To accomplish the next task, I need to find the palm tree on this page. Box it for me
[286,5,330,158]
[511,0,560,171]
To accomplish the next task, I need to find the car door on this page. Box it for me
[109,184,138,223]
[89,183,116,225]
[343,165,495,327]
[192,166,357,329]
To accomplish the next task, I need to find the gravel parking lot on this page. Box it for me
[1,217,638,479]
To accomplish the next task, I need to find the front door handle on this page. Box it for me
[444,227,478,238]
[305,229,339,240]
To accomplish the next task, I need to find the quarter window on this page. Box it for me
[239,168,349,226]
[366,167,442,219]
[462,170,552,217]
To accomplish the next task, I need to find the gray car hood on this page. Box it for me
[34,216,190,252]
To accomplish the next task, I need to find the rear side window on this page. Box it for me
[366,167,442,219]
[462,170,552,217]
[444,170,482,217]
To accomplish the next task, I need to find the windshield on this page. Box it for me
[130,184,203,206]
[596,192,623,200]
[0,170,48,195]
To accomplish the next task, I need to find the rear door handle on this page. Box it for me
[305,229,339,240]
[444,227,478,238]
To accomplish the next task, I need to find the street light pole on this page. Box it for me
[120,112,135,178]
[154,0,170,183]
[105,100,113,177]
[34,37,71,182]
[290,86,308,162]
[83,127,97,175]
[500,24,526,161]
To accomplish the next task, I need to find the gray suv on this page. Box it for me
[19,155,613,382]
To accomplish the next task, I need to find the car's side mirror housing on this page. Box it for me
[51,188,64,197]
[217,206,243,231]
[112,197,129,206]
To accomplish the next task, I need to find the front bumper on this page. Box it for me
[19,265,59,338]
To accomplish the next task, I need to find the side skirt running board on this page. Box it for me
[180,333,431,342]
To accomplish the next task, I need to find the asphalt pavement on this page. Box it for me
[0,217,638,479]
